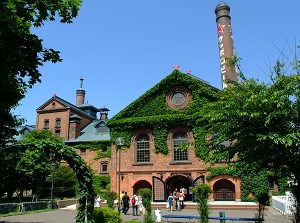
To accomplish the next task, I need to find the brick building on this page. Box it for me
[106,1,243,202]
[32,1,245,202]
[35,78,111,176]
[107,70,241,202]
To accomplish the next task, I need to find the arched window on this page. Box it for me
[136,133,150,163]
[173,131,188,161]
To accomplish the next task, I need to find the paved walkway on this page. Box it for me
[0,205,293,223]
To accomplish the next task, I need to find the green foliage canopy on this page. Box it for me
[197,73,300,180]
[197,62,300,221]
[0,0,82,147]
[17,130,94,223]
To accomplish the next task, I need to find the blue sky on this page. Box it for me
[14,1,300,125]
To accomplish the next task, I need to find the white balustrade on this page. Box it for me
[272,192,295,216]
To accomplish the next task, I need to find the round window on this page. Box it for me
[171,92,186,105]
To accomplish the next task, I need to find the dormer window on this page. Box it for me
[96,122,108,134]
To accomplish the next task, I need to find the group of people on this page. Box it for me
[120,191,145,216]
[94,187,185,214]
[167,187,185,212]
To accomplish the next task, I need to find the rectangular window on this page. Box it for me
[102,164,108,172]
[137,141,150,163]
[174,138,188,161]
[55,130,60,138]
[55,119,61,128]
[44,119,49,129]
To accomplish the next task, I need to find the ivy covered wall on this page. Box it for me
[106,70,218,155]
[106,69,288,202]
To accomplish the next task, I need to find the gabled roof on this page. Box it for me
[65,120,110,143]
[13,125,36,141]
[15,125,35,133]
[36,95,97,120]
[107,70,219,123]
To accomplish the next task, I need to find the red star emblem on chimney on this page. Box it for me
[218,24,225,33]
[173,65,180,70]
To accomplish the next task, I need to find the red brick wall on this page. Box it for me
[109,129,241,200]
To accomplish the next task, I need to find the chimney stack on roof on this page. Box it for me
[76,77,86,106]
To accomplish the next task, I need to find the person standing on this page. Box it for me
[120,191,125,211]
[173,188,178,211]
[94,194,101,208]
[178,189,185,211]
[167,192,174,212]
[122,191,130,214]
[138,194,144,215]
[131,192,138,216]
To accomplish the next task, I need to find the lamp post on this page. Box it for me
[115,137,124,213]
[50,163,56,209]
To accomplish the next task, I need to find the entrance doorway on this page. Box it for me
[166,175,192,201]
[213,179,235,201]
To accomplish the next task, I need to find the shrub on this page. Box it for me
[192,184,212,223]
[138,188,153,223]
[93,207,122,223]
[104,191,117,209]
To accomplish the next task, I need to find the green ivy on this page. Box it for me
[206,165,239,180]
[106,70,218,155]
[73,141,111,159]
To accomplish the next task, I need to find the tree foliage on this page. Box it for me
[54,165,78,200]
[0,0,82,147]
[11,130,93,223]
[104,191,117,210]
[197,60,300,222]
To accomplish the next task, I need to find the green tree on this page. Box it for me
[14,130,93,223]
[197,61,300,222]
[54,165,78,200]
[0,0,82,147]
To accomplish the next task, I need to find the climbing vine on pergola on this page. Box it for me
[19,130,94,223]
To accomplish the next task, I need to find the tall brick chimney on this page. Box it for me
[76,77,85,106]
[215,2,237,89]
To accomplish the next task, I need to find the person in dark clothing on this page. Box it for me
[122,191,130,214]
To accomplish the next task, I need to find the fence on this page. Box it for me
[272,192,295,216]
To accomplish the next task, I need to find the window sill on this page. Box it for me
[169,161,192,165]
[133,162,153,166]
